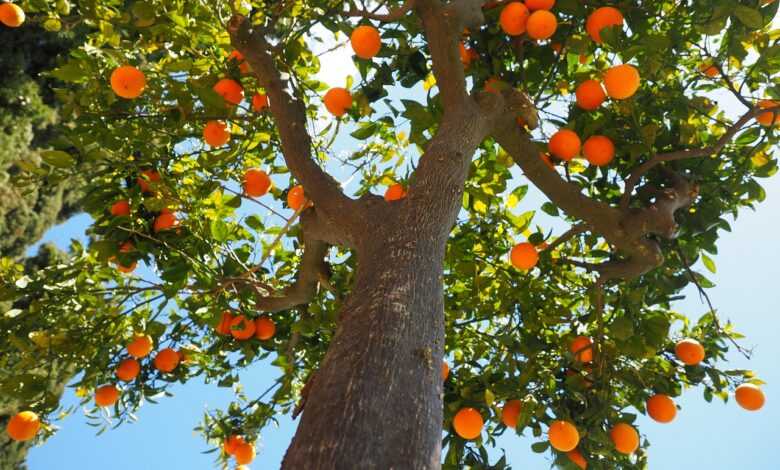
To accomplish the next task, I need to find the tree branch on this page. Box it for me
[227,15,357,220]
[347,0,416,21]
[620,106,774,209]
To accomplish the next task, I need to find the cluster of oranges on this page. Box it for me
[223,434,256,465]
[216,311,276,342]
[447,332,764,468]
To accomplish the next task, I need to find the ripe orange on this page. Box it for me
[137,169,160,193]
[110,66,146,99]
[549,129,581,161]
[575,79,606,111]
[567,449,588,469]
[252,93,269,112]
[110,199,131,216]
[675,338,705,365]
[484,77,505,94]
[510,242,539,270]
[234,441,256,465]
[154,347,180,373]
[287,185,309,211]
[585,6,624,43]
[323,88,352,117]
[583,135,615,166]
[154,209,178,233]
[525,0,555,10]
[116,358,141,382]
[6,411,40,442]
[230,315,257,340]
[551,42,563,53]
[216,311,234,335]
[700,63,719,78]
[243,168,271,197]
[0,3,25,27]
[203,120,230,147]
[459,42,473,67]
[526,10,557,40]
[603,64,640,99]
[351,25,382,59]
[114,241,136,274]
[646,394,677,423]
[548,420,579,452]
[384,183,407,202]
[441,361,450,381]
[500,2,530,36]
[255,316,276,340]
[227,50,250,74]
[95,384,119,407]
[501,400,522,428]
[453,407,483,440]
[757,100,780,127]
[610,422,639,454]
[570,336,593,363]
[735,384,765,411]
[127,334,153,358]
[224,435,246,455]
[213,78,244,106]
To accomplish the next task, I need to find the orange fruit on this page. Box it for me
[6,411,40,442]
[230,315,257,340]
[551,42,563,53]
[255,316,276,340]
[116,358,141,382]
[0,3,25,27]
[526,10,557,40]
[510,242,539,270]
[441,361,450,381]
[735,384,765,411]
[610,422,639,454]
[227,50,250,74]
[700,63,719,78]
[570,336,593,363]
[646,394,677,423]
[575,79,606,110]
[110,199,131,216]
[213,78,244,106]
[110,66,146,99]
[287,185,309,211]
[351,25,382,59]
[501,400,522,428]
[548,420,579,452]
[224,435,246,455]
[137,169,160,194]
[95,384,119,407]
[203,120,230,147]
[216,311,234,335]
[603,64,640,99]
[384,183,407,202]
[583,135,615,166]
[567,449,587,469]
[500,2,530,36]
[484,77,505,94]
[252,93,269,112]
[154,347,180,373]
[549,129,581,161]
[585,6,624,43]
[453,407,483,440]
[115,259,137,274]
[323,88,352,117]
[525,0,555,10]
[234,441,256,465]
[127,334,153,358]
[153,209,178,233]
[244,168,271,197]
[459,42,473,67]
[757,100,780,127]
[675,338,705,365]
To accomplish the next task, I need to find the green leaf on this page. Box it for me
[210,220,229,242]
[701,253,717,274]
[40,150,75,168]
[733,6,763,29]
[531,441,549,453]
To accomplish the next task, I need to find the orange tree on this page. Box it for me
[1,0,778,468]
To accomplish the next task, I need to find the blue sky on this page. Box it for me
[24,19,780,470]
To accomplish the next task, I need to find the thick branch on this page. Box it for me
[347,0,416,21]
[227,15,356,220]
[621,106,774,208]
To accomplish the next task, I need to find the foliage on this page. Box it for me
[1,0,778,469]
